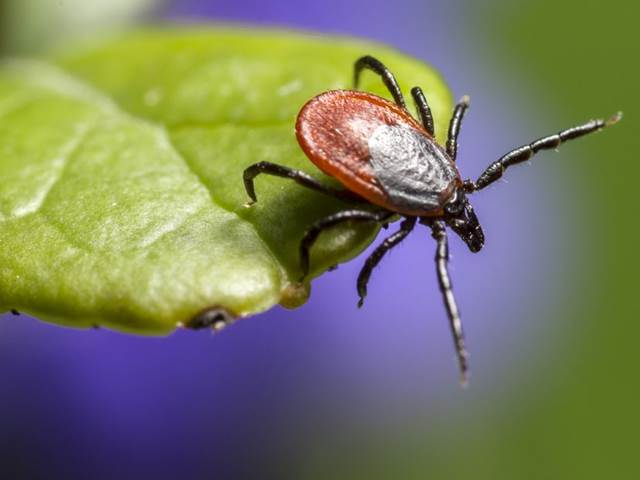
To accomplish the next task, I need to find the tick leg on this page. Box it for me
[410,87,435,136]
[299,209,393,282]
[446,95,470,161]
[431,219,469,385]
[243,161,360,205]
[353,55,406,109]
[466,112,622,192]
[357,216,416,308]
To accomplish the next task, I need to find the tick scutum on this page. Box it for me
[368,123,458,214]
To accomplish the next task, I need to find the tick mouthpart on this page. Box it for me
[462,180,477,193]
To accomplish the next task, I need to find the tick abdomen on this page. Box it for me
[296,90,460,215]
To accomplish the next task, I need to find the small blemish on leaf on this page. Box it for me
[188,306,237,331]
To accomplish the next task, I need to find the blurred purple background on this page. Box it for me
[0,0,584,478]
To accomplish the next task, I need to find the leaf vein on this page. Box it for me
[29,122,97,217]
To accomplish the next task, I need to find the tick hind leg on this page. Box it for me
[466,112,622,192]
[429,219,469,385]
[299,209,393,282]
[243,161,360,205]
[357,216,416,307]
[353,55,406,109]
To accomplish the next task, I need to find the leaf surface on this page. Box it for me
[0,27,452,334]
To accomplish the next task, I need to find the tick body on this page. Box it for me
[296,90,460,216]
[242,55,621,384]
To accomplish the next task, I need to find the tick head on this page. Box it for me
[444,191,485,253]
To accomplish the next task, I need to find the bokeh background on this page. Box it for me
[0,0,637,478]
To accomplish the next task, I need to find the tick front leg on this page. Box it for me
[353,55,407,109]
[446,95,470,161]
[299,210,393,282]
[431,220,469,385]
[357,216,416,308]
[243,161,360,205]
[466,112,622,192]
[410,87,435,136]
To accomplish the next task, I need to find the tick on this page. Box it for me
[242,55,621,384]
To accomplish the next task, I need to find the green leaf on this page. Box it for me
[0,27,452,334]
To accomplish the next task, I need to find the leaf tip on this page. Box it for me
[279,281,311,309]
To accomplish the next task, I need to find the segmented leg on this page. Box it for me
[357,216,416,307]
[353,55,406,109]
[466,112,622,192]
[431,219,469,385]
[446,95,470,161]
[243,161,360,205]
[299,210,393,281]
[410,87,435,136]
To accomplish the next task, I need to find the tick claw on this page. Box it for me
[605,111,623,127]
[243,200,256,208]
[357,298,364,308]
